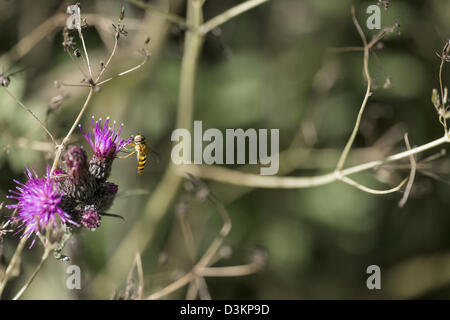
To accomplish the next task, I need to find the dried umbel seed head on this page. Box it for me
[62,28,76,50]
[74,48,81,58]
[113,23,128,40]
[81,205,101,230]
[441,41,450,62]
[0,74,10,87]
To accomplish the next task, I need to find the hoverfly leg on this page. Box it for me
[118,150,136,159]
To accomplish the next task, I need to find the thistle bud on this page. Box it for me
[81,205,101,230]
[63,145,97,201]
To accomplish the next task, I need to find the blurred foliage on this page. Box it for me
[1,0,450,299]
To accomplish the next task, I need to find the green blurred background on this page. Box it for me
[1,0,450,299]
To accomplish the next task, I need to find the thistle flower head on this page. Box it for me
[6,168,77,246]
[81,205,101,230]
[79,116,132,159]
[105,182,118,194]
[62,145,97,200]
[64,145,88,175]
[95,182,118,212]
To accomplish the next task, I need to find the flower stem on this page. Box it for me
[12,245,51,300]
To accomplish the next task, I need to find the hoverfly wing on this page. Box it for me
[147,146,160,165]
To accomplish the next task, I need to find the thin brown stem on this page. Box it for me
[147,271,196,300]
[0,236,27,298]
[65,48,89,79]
[201,262,263,277]
[147,191,232,300]
[195,277,211,300]
[196,195,231,269]
[126,0,187,27]
[186,280,199,300]
[12,245,52,300]
[398,134,417,207]
[96,55,148,86]
[336,6,371,171]
[135,253,144,300]
[339,175,408,195]
[178,211,197,262]
[199,0,270,35]
[3,88,57,146]
[77,28,93,78]
[95,36,118,83]
[50,87,94,175]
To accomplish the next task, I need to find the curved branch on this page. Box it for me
[339,175,408,195]
[335,6,371,171]
[199,0,270,35]
[174,135,449,189]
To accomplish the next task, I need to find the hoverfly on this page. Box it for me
[120,134,158,174]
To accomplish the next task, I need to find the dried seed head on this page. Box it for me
[62,28,76,50]
[112,23,128,40]
[120,6,125,21]
[0,75,10,87]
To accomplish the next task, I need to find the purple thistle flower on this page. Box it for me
[79,116,132,159]
[79,116,132,181]
[6,168,78,247]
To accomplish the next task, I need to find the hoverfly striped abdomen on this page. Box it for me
[133,134,148,174]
